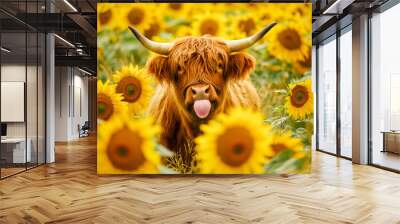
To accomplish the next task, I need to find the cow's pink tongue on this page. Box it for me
[193,100,211,119]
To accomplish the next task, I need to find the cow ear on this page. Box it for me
[147,55,171,82]
[226,52,255,80]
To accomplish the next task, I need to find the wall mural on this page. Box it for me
[97,3,313,174]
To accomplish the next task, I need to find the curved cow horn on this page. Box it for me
[225,22,278,52]
[128,26,172,55]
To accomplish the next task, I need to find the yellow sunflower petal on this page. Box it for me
[268,21,311,63]
[285,79,313,120]
[192,11,228,38]
[97,80,127,121]
[270,132,304,157]
[98,114,161,174]
[112,64,154,115]
[195,107,273,174]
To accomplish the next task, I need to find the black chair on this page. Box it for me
[78,121,90,138]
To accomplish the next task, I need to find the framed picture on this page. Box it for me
[97,3,313,174]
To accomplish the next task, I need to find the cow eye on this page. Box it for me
[218,63,223,70]
[214,86,221,94]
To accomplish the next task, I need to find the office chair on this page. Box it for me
[79,121,90,138]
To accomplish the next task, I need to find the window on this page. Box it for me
[339,27,352,158]
[317,36,337,154]
[371,3,400,171]
[0,1,47,179]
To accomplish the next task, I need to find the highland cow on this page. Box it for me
[129,23,277,151]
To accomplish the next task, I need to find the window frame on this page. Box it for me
[315,24,353,160]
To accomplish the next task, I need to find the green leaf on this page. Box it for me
[265,149,294,172]
[273,89,288,94]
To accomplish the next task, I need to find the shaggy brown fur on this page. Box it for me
[146,36,260,151]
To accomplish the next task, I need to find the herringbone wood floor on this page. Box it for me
[1,136,400,224]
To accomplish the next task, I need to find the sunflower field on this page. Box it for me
[97,3,313,174]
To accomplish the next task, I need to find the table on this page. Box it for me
[381,131,400,154]
[1,138,31,163]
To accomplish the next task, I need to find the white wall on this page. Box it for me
[54,67,89,141]
[72,73,89,138]
[1,63,46,164]
[55,66,69,141]
[1,65,29,138]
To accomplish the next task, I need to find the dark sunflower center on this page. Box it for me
[97,93,114,120]
[127,7,145,25]
[290,85,309,107]
[116,76,142,103]
[217,126,254,167]
[144,22,161,39]
[271,143,287,154]
[98,103,106,114]
[106,127,145,171]
[118,147,127,157]
[200,19,219,36]
[233,145,243,154]
[278,28,302,50]
[99,9,112,25]
[238,18,256,36]
[169,3,182,10]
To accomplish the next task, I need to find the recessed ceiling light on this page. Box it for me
[1,47,11,53]
[323,0,354,15]
[78,67,92,76]
[54,34,75,48]
[63,0,78,12]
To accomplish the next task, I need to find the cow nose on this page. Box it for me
[191,85,210,99]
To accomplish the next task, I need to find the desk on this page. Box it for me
[1,138,31,163]
[381,131,400,154]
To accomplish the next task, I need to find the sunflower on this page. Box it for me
[256,4,282,24]
[142,14,166,40]
[193,12,227,37]
[122,4,150,32]
[232,14,259,39]
[270,132,304,159]
[161,3,191,20]
[195,108,273,174]
[97,4,115,31]
[168,3,184,11]
[268,22,311,63]
[294,48,311,75]
[288,4,312,29]
[98,114,161,174]
[285,79,313,120]
[286,3,311,16]
[257,5,289,23]
[112,65,154,115]
[97,80,127,121]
